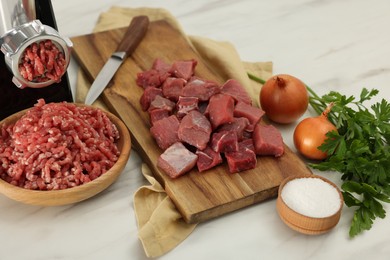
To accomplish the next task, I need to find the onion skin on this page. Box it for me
[260,74,308,124]
[293,104,338,160]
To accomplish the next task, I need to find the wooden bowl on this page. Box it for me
[276,174,343,235]
[0,104,131,206]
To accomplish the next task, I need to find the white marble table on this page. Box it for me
[1,0,390,259]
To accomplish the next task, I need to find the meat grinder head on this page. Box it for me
[0,0,73,89]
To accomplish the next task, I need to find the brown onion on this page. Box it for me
[260,74,309,124]
[293,103,337,160]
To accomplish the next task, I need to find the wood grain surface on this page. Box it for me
[71,20,312,223]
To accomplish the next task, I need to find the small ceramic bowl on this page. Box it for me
[276,174,343,235]
[0,104,131,206]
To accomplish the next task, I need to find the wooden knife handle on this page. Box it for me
[115,15,150,58]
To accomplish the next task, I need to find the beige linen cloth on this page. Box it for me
[75,6,272,258]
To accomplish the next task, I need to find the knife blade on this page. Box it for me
[84,15,150,105]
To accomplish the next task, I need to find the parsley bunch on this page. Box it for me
[307,87,390,237]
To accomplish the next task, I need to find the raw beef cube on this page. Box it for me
[181,77,220,101]
[238,138,256,153]
[253,124,284,157]
[221,79,252,105]
[157,142,198,178]
[176,96,199,117]
[148,95,176,113]
[208,93,235,129]
[178,110,211,150]
[152,58,171,74]
[136,69,167,88]
[162,77,187,101]
[211,131,238,153]
[218,117,250,141]
[149,108,170,125]
[140,86,163,111]
[169,59,197,80]
[150,115,180,150]
[196,146,223,172]
[225,140,257,173]
[234,101,265,125]
[137,59,171,88]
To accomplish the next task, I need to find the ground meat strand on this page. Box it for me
[0,99,120,190]
[18,40,66,83]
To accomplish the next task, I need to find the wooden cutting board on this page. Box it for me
[71,20,312,224]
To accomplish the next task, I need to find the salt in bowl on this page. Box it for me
[276,174,343,235]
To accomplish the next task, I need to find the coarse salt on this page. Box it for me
[281,177,341,218]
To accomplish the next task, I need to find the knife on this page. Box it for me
[84,15,150,105]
